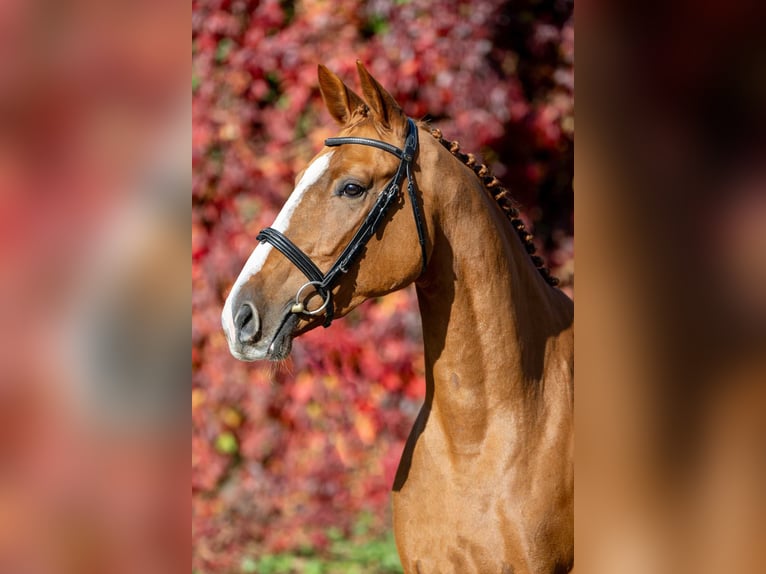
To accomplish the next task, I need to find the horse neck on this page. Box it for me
[414,137,574,449]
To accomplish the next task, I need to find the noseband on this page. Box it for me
[256,118,427,327]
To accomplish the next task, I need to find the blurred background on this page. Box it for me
[192,0,573,572]
[577,1,766,572]
[0,0,188,573]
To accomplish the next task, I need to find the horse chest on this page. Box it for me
[392,475,545,574]
[391,419,571,574]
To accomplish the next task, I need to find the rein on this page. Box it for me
[256,118,427,327]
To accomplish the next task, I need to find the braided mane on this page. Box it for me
[428,128,559,287]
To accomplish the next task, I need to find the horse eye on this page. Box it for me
[341,182,366,198]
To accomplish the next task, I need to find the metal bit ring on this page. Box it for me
[291,281,330,316]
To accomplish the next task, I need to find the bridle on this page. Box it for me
[256,118,427,327]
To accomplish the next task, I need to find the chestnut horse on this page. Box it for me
[222,63,574,573]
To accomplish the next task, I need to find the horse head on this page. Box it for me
[222,63,432,361]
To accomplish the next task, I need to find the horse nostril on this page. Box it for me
[234,302,260,344]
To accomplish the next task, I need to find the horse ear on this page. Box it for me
[356,61,406,132]
[318,64,367,126]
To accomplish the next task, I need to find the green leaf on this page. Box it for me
[326,526,344,542]
[214,431,238,455]
[215,38,234,63]
[365,14,389,35]
[240,556,257,573]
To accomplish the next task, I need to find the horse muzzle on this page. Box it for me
[223,298,298,362]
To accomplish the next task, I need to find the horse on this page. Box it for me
[222,62,574,574]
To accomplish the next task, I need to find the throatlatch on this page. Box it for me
[256,118,427,327]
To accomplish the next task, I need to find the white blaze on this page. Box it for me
[222,152,333,342]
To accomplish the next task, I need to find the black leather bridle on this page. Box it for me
[256,118,427,327]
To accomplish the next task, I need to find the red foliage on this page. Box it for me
[192,0,573,570]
